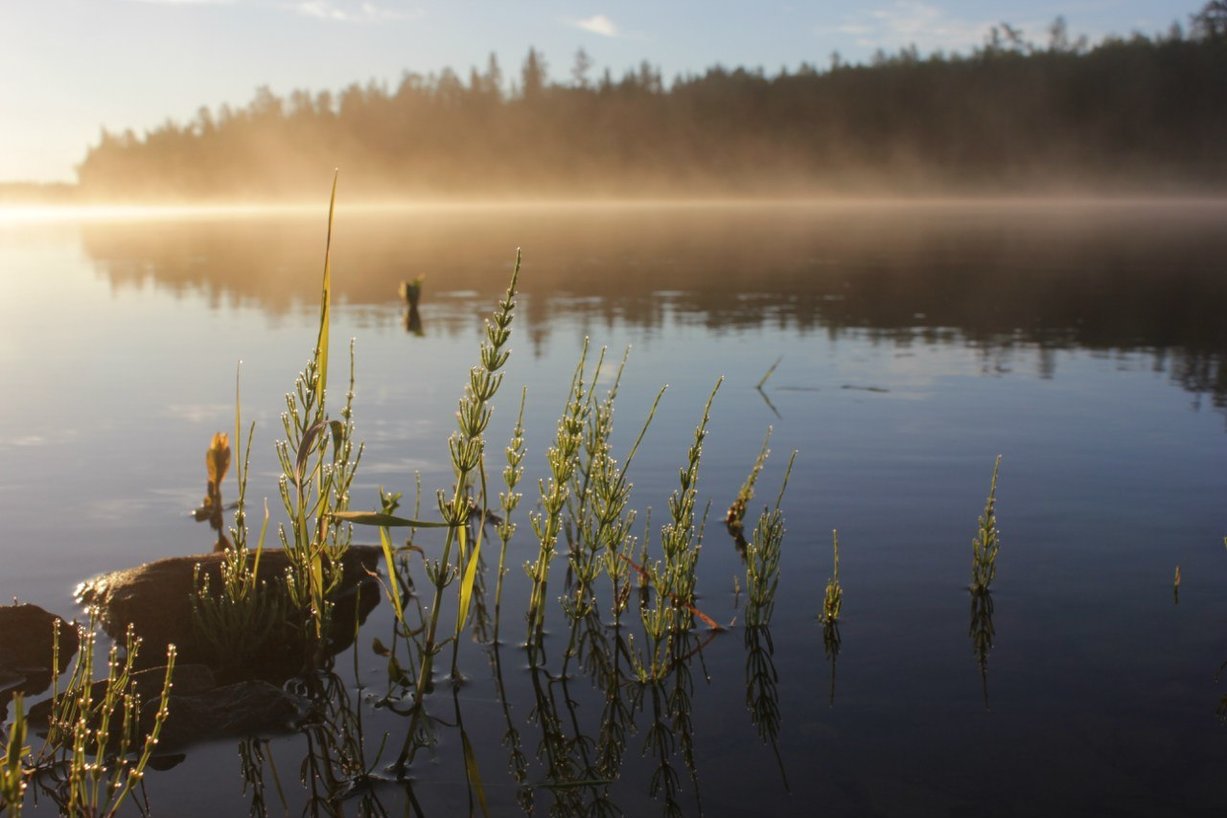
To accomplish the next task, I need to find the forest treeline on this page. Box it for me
[76,5,1227,199]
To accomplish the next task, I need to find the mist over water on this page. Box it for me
[62,198,1227,409]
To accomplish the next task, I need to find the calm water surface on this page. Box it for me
[1,200,1226,816]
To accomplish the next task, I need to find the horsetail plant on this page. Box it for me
[526,341,593,653]
[274,336,364,641]
[602,387,666,625]
[1,694,27,817]
[563,346,621,626]
[970,455,1003,595]
[266,175,367,643]
[562,367,666,665]
[37,620,176,818]
[638,379,722,679]
[332,250,520,770]
[727,426,772,531]
[423,248,521,683]
[821,529,843,625]
[493,388,528,644]
[332,248,524,697]
[744,451,797,630]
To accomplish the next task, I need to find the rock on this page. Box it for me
[0,603,79,696]
[75,546,382,678]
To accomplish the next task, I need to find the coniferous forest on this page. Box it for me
[74,7,1227,200]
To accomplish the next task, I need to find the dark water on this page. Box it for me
[2,200,1227,816]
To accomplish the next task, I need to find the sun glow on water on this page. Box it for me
[0,203,327,226]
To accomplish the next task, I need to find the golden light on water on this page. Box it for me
[0,203,324,226]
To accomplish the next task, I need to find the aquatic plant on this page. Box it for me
[189,431,232,551]
[726,426,772,533]
[275,331,364,643]
[398,275,424,309]
[562,347,625,631]
[1,695,26,817]
[526,342,593,651]
[492,388,527,644]
[821,529,843,625]
[439,252,521,676]
[756,356,783,391]
[190,368,289,668]
[562,355,664,665]
[242,176,366,648]
[743,451,797,630]
[969,455,1003,595]
[163,188,815,797]
[637,380,722,679]
[9,620,177,818]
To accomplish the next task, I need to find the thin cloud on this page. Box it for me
[573,13,619,37]
[292,1,421,22]
[832,1,1001,53]
[125,0,237,4]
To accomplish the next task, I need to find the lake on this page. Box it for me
[1,199,1226,816]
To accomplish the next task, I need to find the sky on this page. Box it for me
[0,0,1200,183]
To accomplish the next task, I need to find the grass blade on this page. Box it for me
[458,533,481,632]
[314,172,337,410]
[378,526,405,623]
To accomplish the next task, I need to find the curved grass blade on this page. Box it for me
[458,536,481,635]
[378,526,405,623]
[314,172,337,410]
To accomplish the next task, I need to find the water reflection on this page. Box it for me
[78,202,1227,410]
[238,670,418,818]
[399,277,424,336]
[744,627,788,791]
[969,590,996,710]
[822,621,841,707]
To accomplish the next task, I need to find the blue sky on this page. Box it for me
[0,0,1198,182]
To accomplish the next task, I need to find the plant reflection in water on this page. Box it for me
[969,589,996,711]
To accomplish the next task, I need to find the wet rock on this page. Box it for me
[75,546,382,677]
[0,603,79,696]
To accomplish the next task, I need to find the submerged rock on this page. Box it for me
[152,679,313,749]
[26,662,217,729]
[27,662,313,751]
[75,546,382,678]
